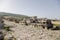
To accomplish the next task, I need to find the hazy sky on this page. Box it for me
[0,0,60,19]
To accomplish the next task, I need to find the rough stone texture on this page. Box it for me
[0,23,4,29]
[4,20,60,40]
[0,17,4,29]
[0,31,4,40]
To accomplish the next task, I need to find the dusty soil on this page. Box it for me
[4,20,60,40]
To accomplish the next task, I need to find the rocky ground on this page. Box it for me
[4,20,60,40]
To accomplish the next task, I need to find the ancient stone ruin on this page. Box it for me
[0,17,4,29]
[3,16,53,29]
[20,16,53,29]
[0,17,4,40]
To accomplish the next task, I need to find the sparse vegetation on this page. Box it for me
[53,24,60,26]
[4,25,11,31]
[0,12,30,19]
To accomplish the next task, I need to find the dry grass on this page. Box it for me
[52,21,60,26]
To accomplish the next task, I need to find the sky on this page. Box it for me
[0,0,60,19]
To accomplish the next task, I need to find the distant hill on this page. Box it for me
[0,12,30,19]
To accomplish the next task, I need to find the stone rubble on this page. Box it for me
[4,20,60,40]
